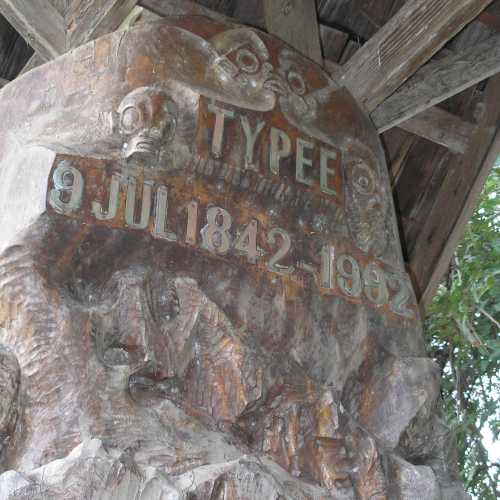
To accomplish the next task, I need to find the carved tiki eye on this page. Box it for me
[120,105,144,134]
[236,48,260,74]
[351,161,376,195]
[287,71,306,96]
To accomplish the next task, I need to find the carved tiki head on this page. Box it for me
[118,87,178,164]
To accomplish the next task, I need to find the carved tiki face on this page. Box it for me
[118,87,178,163]
[344,155,389,256]
[210,28,286,108]
[277,49,316,118]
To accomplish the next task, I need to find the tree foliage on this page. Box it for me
[425,160,500,499]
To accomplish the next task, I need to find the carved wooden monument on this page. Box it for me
[0,17,469,499]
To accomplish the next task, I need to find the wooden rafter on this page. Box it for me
[320,24,348,62]
[396,107,476,155]
[339,0,494,112]
[409,74,500,306]
[0,0,66,60]
[14,0,138,74]
[372,33,500,132]
[66,0,140,49]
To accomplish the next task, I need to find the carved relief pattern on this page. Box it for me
[0,16,468,500]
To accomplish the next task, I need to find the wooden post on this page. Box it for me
[263,0,323,64]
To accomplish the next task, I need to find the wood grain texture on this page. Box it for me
[0,14,33,79]
[50,0,72,17]
[372,32,500,132]
[320,24,348,62]
[263,0,322,64]
[340,0,494,112]
[140,0,231,21]
[397,107,476,155]
[338,39,360,64]
[67,0,139,48]
[318,0,405,41]
[408,74,500,305]
[18,52,44,75]
[381,128,416,185]
[0,0,66,59]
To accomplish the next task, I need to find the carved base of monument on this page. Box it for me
[0,16,468,500]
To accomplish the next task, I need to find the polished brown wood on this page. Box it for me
[0,17,467,499]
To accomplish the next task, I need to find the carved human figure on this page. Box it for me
[117,86,178,166]
[0,247,351,497]
[88,265,352,492]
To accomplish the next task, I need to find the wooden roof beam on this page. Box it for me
[372,33,500,132]
[339,0,494,113]
[66,0,140,49]
[409,74,500,307]
[15,1,141,75]
[0,0,66,60]
[397,107,476,155]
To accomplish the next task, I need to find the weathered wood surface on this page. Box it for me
[140,0,232,22]
[397,107,476,155]
[0,14,32,79]
[19,52,44,75]
[50,0,72,17]
[320,24,348,62]
[372,32,500,132]
[338,38,360,64]
[17,0,143,74]
[409,74,500,304]
[263,0,322,64]
[0,0,66,60]
[382,128,417,185]
[318,0,405,41]
[0,17,470,499]
[66,0,140,48]
[340,0,494,112]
